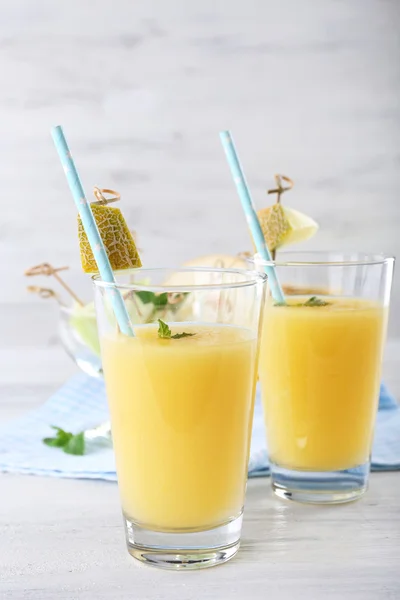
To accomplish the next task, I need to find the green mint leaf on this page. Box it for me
[135,291,169,307]
[158,319,172,338]
[63,432,85,456]
[135,291,156,305]
[274,296,330,308]
[153,293,168,308]
[43,426,84,454]
[135,291,188,317]
[43,436,70,448]
[171,332,196,339]
[44,426,73,447]
[158,319,196,340]
[303,296,329,307]
[50,425,71,437]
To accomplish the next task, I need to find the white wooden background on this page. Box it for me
[0,1,399,598]
[1,0,399,332]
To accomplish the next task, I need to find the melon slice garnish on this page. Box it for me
[78,203,142,274]
[257,204,318,251]
[69,301,101,356]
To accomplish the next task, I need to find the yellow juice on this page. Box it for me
[259,297,387,471]
[101,324,257,531]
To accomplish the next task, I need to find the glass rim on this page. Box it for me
[92,266,268,292]
[251,251,395,268]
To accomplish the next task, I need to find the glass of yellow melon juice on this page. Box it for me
[252,252,394,504]
[93,267,267,569]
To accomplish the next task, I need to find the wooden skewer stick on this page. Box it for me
[27,285,64,305]
[25,263,84,306]
[92,187,121,205]
[267,174,294,260]
[267,174,294,205]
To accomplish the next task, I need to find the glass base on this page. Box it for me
[270,461,370,504]
[124,512,243,570]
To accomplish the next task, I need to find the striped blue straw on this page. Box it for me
[51,125,134,336]
[219,130,285,304]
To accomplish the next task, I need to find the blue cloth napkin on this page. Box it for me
[0,373,398,480]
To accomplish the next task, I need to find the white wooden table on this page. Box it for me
[0,304,399,599]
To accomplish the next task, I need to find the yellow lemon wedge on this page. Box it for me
[78,204,142,273]
[257,204,318,251]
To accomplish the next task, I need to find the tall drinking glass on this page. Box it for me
[93,267,266,569]
[253,252,394,504]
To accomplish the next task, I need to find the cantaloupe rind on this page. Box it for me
[257,204,318,251]
[78,204,142,273]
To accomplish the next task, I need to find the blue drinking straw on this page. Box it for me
[219,130,285,304]
[51,125,134,336]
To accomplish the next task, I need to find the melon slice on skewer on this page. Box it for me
[257,204,318,252]
[257,174,318,253]
[78,188,142,274]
